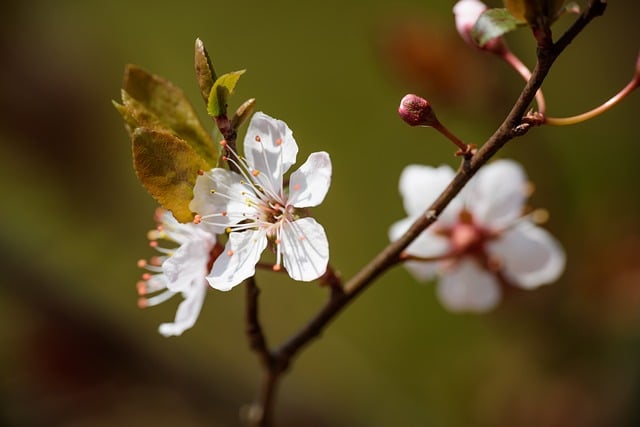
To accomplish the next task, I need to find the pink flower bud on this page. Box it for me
[453,0,507,55]
[398,94,438,127]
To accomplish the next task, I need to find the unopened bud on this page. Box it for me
[453,0,508,55]
[398,94,438,127]
[230,98,257,131]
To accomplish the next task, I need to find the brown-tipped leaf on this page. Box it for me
[195,38,217,104]
[132,128,208,223]
[122,65,217,167]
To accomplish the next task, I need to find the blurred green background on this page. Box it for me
[1,0,639,426]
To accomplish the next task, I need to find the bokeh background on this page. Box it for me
[1,0,639,426]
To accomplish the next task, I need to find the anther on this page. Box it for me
[252,170,260,177]
[210,189,216,194]
[227,249,234,256]
[293,183,301,191]
[197,169,204,176]
[193,214,202,224]
[136,281,147,295]
[255,135,261,142]
[137,298,148,309]
[275,138,282,146]
[142,273,152,281]
[149,241,158,248]
[273,264,281,272]
[137,259,147,268]
[220,139,228,146]
[225,227,232,234]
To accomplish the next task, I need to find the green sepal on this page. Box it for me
[207,70,246,118]
[132,128,209,223]
[472,8,521,47]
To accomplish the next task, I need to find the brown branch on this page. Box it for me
[246,1,608,423]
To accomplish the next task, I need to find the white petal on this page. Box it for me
[389,216,449,281]
[488,221,566,289]
[243,112,298,194]
[436,259,501,313]
[453,0,487,45]
[189,168,254,233]
[281,217,329,282]
[208,230,268,291]
[465,159,527,229]
[162,236,212,292]
[158,281,207,337]
[287,152,332,208]
[398,164,461,225]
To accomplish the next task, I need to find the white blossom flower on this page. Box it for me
[137,209,220,336]
[190,112,331,291]
[389,159,566,313]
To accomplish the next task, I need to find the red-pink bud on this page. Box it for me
[398,94,438,127]
[453,0,508,55]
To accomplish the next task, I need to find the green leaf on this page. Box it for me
[194,38,217,104]
[207,70,246,118]
[472,8,521,47]
[132,128,209,223]
[120,65,217,167]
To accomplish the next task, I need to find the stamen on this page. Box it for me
[137,259,147,268]
[142,273,152,281]
[136,280,147,295]
[197,169,204,176]
[252,169,260,177]
[227,249,234,256]
[193,214,202,224]
[220,139,228,146]
[531,208,549,224]
[255,135,261,142]
[273,264,281,271]
[275,138,282,146]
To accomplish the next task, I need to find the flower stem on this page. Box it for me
[502,50,547,115]
[544,76,639,126]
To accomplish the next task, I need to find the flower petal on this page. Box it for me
[208,229,267,291]
[281,217,329,282]
[162,234,212,292]
[287,152,332,208]
[158,281,207,337]
[488,221,566,289]
[465,159,527,229]
[189,168,255,233]
[436,259,501,312]
[398,164,461,225]
[244,112,298,194]
[389,216,449,281]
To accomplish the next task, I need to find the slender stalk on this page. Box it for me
[545,77,639,125]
